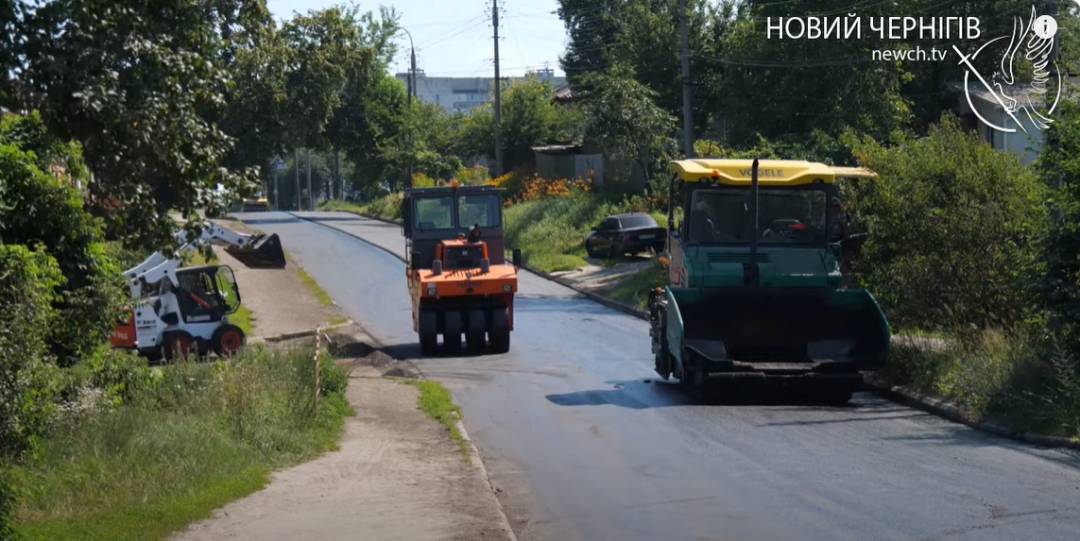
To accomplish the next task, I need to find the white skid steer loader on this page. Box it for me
[109,223,286,360]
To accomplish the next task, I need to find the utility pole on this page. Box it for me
[306,147,313,211]
[679,0,695,158]
[334,150,341,201]
[401,28,417,189]
[294,147,300,211]
[492,0,504,176]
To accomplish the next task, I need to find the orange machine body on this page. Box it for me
[408,239,518,332]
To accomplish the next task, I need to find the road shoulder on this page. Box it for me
[174,346,514,541]
[178,219,515,540]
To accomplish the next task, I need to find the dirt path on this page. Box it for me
[212,224,340,339]
[174,356,513,541]
[177,219,514,540]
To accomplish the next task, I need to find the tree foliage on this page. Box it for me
[0,115,124,366]
[12,0,273,249]
[456,77,584,170]
[1038,97,1080,351]
[846,116,1048,331]
[577,66,676,184]
[0,243,64,458]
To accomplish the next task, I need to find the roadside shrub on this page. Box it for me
[847,116,1048,332]
[363,191,404,221]
[884,330,1080,439]
[1037,98,1080,353]
[69,346,152,408]
[0,136,124,366]
[454,165,490,186]
[10,345,352,539]
[0,244,64,458]
[0,469,16,541]
[504,191,658,273]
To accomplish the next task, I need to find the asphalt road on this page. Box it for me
[237,211,1080,541]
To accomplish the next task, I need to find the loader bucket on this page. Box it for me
[672,288,889,367]
[225,233,287,268]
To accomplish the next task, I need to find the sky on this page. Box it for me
[266,0,569,77]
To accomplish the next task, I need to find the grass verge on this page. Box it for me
[602,260,667,309]
[881,330,1080,441]
[321,195,402,222]
[9,345,352,541]
[404,380,467,456]
[294,264,335,308]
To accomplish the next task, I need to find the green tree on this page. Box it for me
[558,0,715,130]
[0,244,64,458]
[456,77,584,171]
[12,0,269,249]
[1037,97,1080,351]
[577,66,676,186]
[0,0,17,104]
[0,115,124,366]
[846,116,1048,331]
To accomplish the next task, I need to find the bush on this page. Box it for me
[69,346,152,409]
[847,116,1048,332]
[1037,98,1080,353]
[0,245,65,458]
[504,191,658,273]
[0,469,16,541]
[0,132,124,366]
[884,331,1080,439]
[9,345,352,540]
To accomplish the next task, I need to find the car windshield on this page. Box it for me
[619,215,657,229]
[414,196,453,230]
[458,194,501,228]
[688,188,827,245]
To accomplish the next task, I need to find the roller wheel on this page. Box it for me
[466,309,486,354]
[443,310,463,354]
[489,307,510,354]
[212,324,245,357]
[678,357,704,391]
[419,309,438,355]
[162,331,195,361]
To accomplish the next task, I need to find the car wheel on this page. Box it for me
[585,239,598,258]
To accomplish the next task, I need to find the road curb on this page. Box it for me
[865,376,1080,451]
[255,320,356,344]
[288,211,408,263]
[454,418,520,541]
[521,265,651,320]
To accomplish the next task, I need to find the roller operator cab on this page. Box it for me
[649,159,890,403]
[402,185,522,355]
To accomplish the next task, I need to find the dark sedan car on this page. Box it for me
[585,213,667,258]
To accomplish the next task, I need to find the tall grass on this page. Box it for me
[321,194,402,222]
[504,192,660,273]
[883,330,1080,440]
[9,345,351,541]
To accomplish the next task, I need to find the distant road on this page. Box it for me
[237,210,1080,541]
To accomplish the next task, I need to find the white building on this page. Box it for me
[951,79,1076,165]
[395,68,567,114]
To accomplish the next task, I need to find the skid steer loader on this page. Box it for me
[649,159,890,403]
[110,223,286,360]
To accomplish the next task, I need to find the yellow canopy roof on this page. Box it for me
[669,159,877,186]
